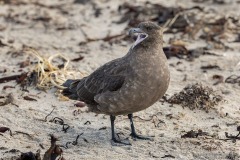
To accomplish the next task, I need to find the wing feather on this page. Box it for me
[75,59,128,104]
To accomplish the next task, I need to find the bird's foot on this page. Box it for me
[111,137,131,146]
[130,133,154,141]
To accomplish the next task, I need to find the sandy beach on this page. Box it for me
[0,0,240,159]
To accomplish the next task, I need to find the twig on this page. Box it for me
[65,142,72,149]
[84,121,91,125]
[161,154,175,158]
[0,73,27,83]
[23,96,37,101]
[44,107,55,121]
[163,12,181,32]
[65,133,83,148]
[50,116,70,133]
[132,112,162,122]
[218,126,240,142]
[62,124,70,133]
[224,132,240,142]
[14,131,33,139]
[79,26,126,44]
[72,133,83,145]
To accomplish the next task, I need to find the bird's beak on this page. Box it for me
[129,28,148,49]
[129,28,144,36]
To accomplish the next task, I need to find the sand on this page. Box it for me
[0,0,240,159]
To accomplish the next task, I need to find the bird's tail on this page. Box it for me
[62,79,81,100]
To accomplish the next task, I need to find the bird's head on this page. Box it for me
[129,21,163,49]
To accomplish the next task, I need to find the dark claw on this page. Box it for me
[111,137,131,146]
[130,133,154,141]
[128,113,154,141]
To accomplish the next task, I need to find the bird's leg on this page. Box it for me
[128,114,153,140]
[110,115,131,145]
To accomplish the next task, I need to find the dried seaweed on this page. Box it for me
[0,0,27,5]
[6,47,26,58]
[0,72,27,84]
[201,65,221,70]
[71,56,84,62]
[226,151,240,160]
[16,135,65,160]
[23,96,37,101]
[17,150,41,160]
[14,131,33,139]
[18,59,30,68]
[223,126,240,143]
[28,50,70,89]
[43,135,65,160]
[163,45,219,60]
[163,45,188,59]
[84,121,91,125]
[44,107,55,122]
[23,71,38,89]
[117,2,240,49]
[0,40,8,47]
[2,85,15,90]
[24,49,85,90]
[65,133,83,148]
[73,109,81,116]
[0,68,7,73]
[79,32,126,45]
[0,127,12,136]
[193,0,226,4]
[167,83,222,111]
[49,117,70,133]
[99,126,107,130]
[181,129,208,138]
[225,75,240,85]
[74,0,91,5]
[212,74,224,85]
[161,155,175,158]
[116,2,184,28]
[0,93,19,107]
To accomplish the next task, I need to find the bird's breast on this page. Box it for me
[120,54,170,110]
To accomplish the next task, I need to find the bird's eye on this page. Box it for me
[147,27,152,30]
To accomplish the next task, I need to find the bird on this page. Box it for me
[62,21,170,145]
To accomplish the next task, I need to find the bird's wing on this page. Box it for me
[76,59,128,104]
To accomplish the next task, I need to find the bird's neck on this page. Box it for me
[131,38,164,56]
